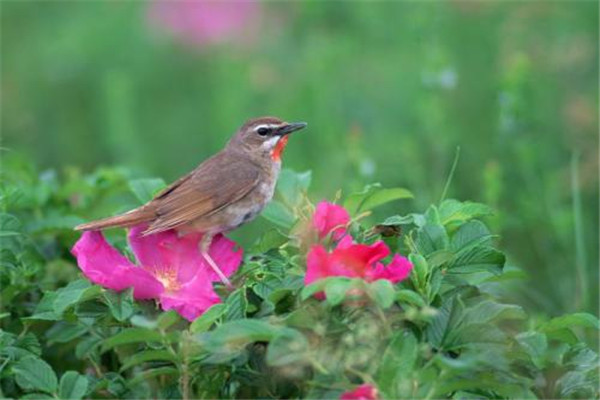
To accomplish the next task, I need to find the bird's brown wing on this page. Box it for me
[143,152,260,235]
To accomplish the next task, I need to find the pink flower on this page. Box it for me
[340,384,379,400]
[305,236,412,286]
[313,201,351,241]
[71,226,242,321]
[147,0,261,48]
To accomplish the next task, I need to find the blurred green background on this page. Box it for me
[2,1,598,316]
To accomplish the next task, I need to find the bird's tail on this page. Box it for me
[74,207,152,231]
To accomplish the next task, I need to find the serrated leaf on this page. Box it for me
[53,280,102,316]
[119,350,178,372]
[75,335,102,360]
[190,303,227,333]
[414,223,449,256]
[450,220,493,252]
[46,322,88,344]
[448,245,505,275]
[13,357,58,394]
[516,331,548,369]
[58,371,88,400]
[380,213,424,227]
[396,290,426,307]
[541,313,600,332]
[129,178,166,204]
[439,199,493,226]
[101,328,165,352]
[103,288,134,322]
[224,288,248,321]
[24,291,60,321]
[199,319,282,351]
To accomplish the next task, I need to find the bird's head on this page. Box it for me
[227,117,307,162]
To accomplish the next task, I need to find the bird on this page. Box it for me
[75,116,307,286]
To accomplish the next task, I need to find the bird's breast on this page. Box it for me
[219,163,280,232]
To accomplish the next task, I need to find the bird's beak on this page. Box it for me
[276,122,307,136]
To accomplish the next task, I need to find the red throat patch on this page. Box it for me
[271,136,289,161]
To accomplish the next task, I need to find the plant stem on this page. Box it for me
[571,152,588,310]
[439,146,461,204]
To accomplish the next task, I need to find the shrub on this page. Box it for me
[1,157,598,399]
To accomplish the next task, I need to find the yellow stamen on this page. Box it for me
[152,267,181,292]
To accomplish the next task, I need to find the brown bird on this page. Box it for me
[75,116,307,286]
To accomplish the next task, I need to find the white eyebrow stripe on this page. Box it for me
[254,123,283,131]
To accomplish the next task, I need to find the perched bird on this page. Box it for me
[75,116,307,286]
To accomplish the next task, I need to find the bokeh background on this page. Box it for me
[2,1,598,317]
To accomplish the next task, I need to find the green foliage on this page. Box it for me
[1,162,598,399]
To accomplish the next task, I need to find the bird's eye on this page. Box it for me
[257,127,269,136]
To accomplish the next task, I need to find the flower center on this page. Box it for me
[152,267,181,292]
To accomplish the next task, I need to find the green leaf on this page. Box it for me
[20,394,54,399]
[261,201,296,228]
[53,280,102,316]
[190,304,226,333]
[103,288,134,322]
[396,290,426,307]
[276,169,312,207]
[58,371,89,400]
[542,312,600,332]
[46,322,88,344]
[224,288,248,321]
[119,350,178,372]
[448,245,505,275]
[439,199,493,226]
[13,357,58,394]
[409,253,428,290]
[516,331,548,369]
[380,214,425,227]
[129,178,166,204]
[369,279,396,309]
[254,229,289,253]
[24,291,60,321]
[266,329,310,367]
[127,366,178,387]
[101,328,165,352]
[199,319,282,351]
[157,310,181,330]
[376,332,418,397]
[458,300,527,327]
[450,220,493,252]
[414,223,449,256]
[344,184,412,215]
[324,278,353,306]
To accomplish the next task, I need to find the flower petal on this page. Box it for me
[340,384,379,400]
[128,225,178,270]
[305,245,332,286]
[333,240,390,277]
[166,232,244,283]
[313,201,351,240]
[159,275,221,321]
[71,231,164,299]
[369,255,413,283]
[205,234,243,280]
